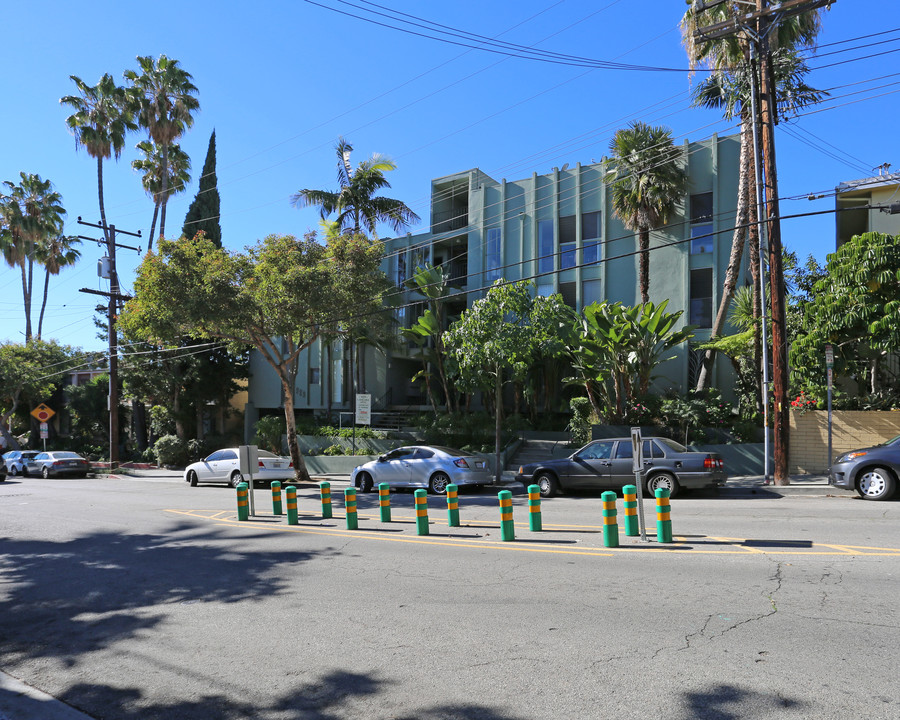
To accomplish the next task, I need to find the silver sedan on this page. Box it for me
[184,448,295,487]
[351,445,493,495]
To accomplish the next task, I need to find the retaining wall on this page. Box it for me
[789,410,900,474]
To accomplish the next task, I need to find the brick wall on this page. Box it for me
[789,410,900,473]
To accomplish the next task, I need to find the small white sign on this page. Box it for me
[356,394,372,426]
[630,426,643,474]
[40,421,49,439]
[238,445,259,476]
[825,344,834,368]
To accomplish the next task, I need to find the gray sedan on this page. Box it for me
[352,446,492,494]
[516,437,726,498]
[830,435,900,501]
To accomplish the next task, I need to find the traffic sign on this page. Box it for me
[825,344,834,369]
[40,422,48,439]
[31,403,55,422]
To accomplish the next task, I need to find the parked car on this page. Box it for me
[515,437,726,498]
[3,450,40,477]
[27,451,91,478]
[184,448,295,487]
[352,445,493,494]
[830,435,900,501]
[0,461,6,482]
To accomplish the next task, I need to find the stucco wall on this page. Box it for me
[790,410,900,473]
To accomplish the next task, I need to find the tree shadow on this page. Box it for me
[678,683,806,720]
[0,523,330,666]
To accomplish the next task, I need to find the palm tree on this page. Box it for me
[60,74,135,250]
[125,55,200,248]
[291,137,420,236]
[0,173,66,342]
[606,122,686,304]
[132,140,192,247]
[35,233,82,338]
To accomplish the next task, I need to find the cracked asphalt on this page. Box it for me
[2,475,899,719]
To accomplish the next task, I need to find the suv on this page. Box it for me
[3,450,40,477]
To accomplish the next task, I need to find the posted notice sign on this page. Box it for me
[355,394,372,426]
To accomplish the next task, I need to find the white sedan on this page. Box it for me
[184,448,295,487]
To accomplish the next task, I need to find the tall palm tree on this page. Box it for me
[0,173,66,342]
[125,55,200,248]
[35,233,82,338]
[606,122,686,304]
[291,137,420,236]
[60,74,135,250]
[132,140,192,247]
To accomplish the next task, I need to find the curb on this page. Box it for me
[0,671,97,720]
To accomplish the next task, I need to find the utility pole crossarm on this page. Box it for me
[693,0,835,42]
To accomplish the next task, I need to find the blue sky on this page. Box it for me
[1,0,897,352]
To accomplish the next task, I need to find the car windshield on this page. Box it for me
[655,437,688,453]
[430,446,470,457]
[258,450,279,457]
[882,435,900,447]
[53,452,81,459]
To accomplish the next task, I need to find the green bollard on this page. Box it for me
[236,482,249,521]
[320,482,333,519]
[527,484,542,532]
[344,487,358,530]
[285,485,298,525]
[655,488,672,543]
[414,489,429,535]
[498,490,515,541]
[271,481,283,516]
[601,490,619,548]
[622,484,639,537]
[446,484,460,527]
[378,483,391,523]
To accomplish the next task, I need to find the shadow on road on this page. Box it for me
[678,683,807,719]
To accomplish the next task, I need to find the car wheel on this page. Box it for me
[41,466,50,479]
[8,465,18,477]
[856,466,896,501]
[229,470,244,488]
[428,472,451,495]
[536,472,559,498]
[358,472,373,493]
[188,470,199,487]
[647,472,680,498]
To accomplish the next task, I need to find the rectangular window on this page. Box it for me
[582,210,601,265]
[536,282,554,297]
[559,215,576,269]
[486,228,502,282]
[309,367,320,385]
[397,253,407,285]
[583,279,602,307]
[559,282,577,308]
[538,220,554,273]
[690,268,713,328]
[690,193,714,254]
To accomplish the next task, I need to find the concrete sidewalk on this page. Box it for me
[0,671,96,720]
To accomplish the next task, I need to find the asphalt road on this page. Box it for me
[1,475,899,720]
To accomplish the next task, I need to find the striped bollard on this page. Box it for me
[236,482,249,521]
[414,489,429,535]
[271,481,283,516]
[655,488,672,543]
[285,485,298,525]
[527,485,542,532]
[622,484,639,537]
[446,484,460,527]
[601,491,619,548]
[320,482,333,519]
[378,483,391,523]
[344,487,358,530]
[498,490,515,541]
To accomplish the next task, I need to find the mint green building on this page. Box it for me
[244,132,744,432]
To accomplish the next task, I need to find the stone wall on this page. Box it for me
[789,410,900,473]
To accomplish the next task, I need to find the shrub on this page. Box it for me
[153,435,190,468]
[255,415,286,452]
[567,397,594,447]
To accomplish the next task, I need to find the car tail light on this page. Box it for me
[704,456,724,470]
[453,458,470,468]
[259,460,266,468]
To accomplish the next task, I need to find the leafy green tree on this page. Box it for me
[182,130,222,247]
[119,232,388,482]
[791,232,900,398]
[131,140,191,249]
[291,137,420,236]
[0,340,73,449]
[125,55,200,248]
[607,122,686,304]
[60,73,136,253]
[35,232,82,339]
[0,173,67,342]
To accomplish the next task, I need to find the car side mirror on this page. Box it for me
[377,454,387,462]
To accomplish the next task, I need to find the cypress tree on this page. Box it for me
[182,130,222,247]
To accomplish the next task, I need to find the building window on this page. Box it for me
[582,210,601,265]
[559,215,576,270]
[690,192,714,254]
[536,282,554,297]
[690,268,713,327]
[559,281,577,308]
[538,220,554,273]
[397,252,407,285]
[309,367,320,385]
[486,228,502,282]
[583,279,602,307]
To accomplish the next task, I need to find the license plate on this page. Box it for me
[271,463,285,469]
[475,462,484,468]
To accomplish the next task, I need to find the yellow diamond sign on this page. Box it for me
[31,403,55,422]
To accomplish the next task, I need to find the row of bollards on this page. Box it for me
[236,480,673,544]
